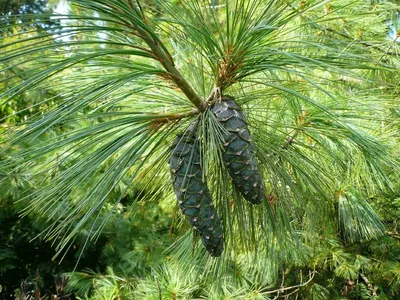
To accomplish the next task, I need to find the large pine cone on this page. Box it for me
[170,122,224,256]
[211,96,266,204]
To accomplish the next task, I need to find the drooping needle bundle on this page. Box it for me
[211,96,266,204]
[170,122,224,256]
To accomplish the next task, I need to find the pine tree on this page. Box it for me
[1,1,400,297]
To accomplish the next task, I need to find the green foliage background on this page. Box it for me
[1,0,400,299]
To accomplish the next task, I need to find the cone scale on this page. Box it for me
[211,96,266,205]
[170,122,224,257]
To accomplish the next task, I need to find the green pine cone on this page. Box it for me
[211,96,266,204]
[170,123,224,257]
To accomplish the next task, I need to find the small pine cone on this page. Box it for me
[170,123,224,256]
[211,96,266,204]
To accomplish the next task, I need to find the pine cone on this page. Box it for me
[211,96,266,204]
[170,122,224,256]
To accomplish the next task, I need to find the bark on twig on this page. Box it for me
[261,269,316,296]
[130,6,206,111]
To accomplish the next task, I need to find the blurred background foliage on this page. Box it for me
[0,0,400,299]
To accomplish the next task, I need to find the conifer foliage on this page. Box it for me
[1,0,400,285]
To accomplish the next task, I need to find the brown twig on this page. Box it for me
[281,111,309,149]
[151,109,199,123]
[128,4,206,111]
[287,3,399,57]
[104,1,205,110]
[155,278,162,300]
[261,269,316,296]
[324,27,399,57]
[387,231,400,239]
[147,110,199,132]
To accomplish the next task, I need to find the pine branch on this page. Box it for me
[149,109,199,125]
[324,27,399,57]
[260,269,316,296]
[155,278,162,300]
[132,4,206,111]
[281,111,309,149]
[387,231,400,239]
[360,273,378,297]
[1,62,58,98]
[288,2,399,57]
